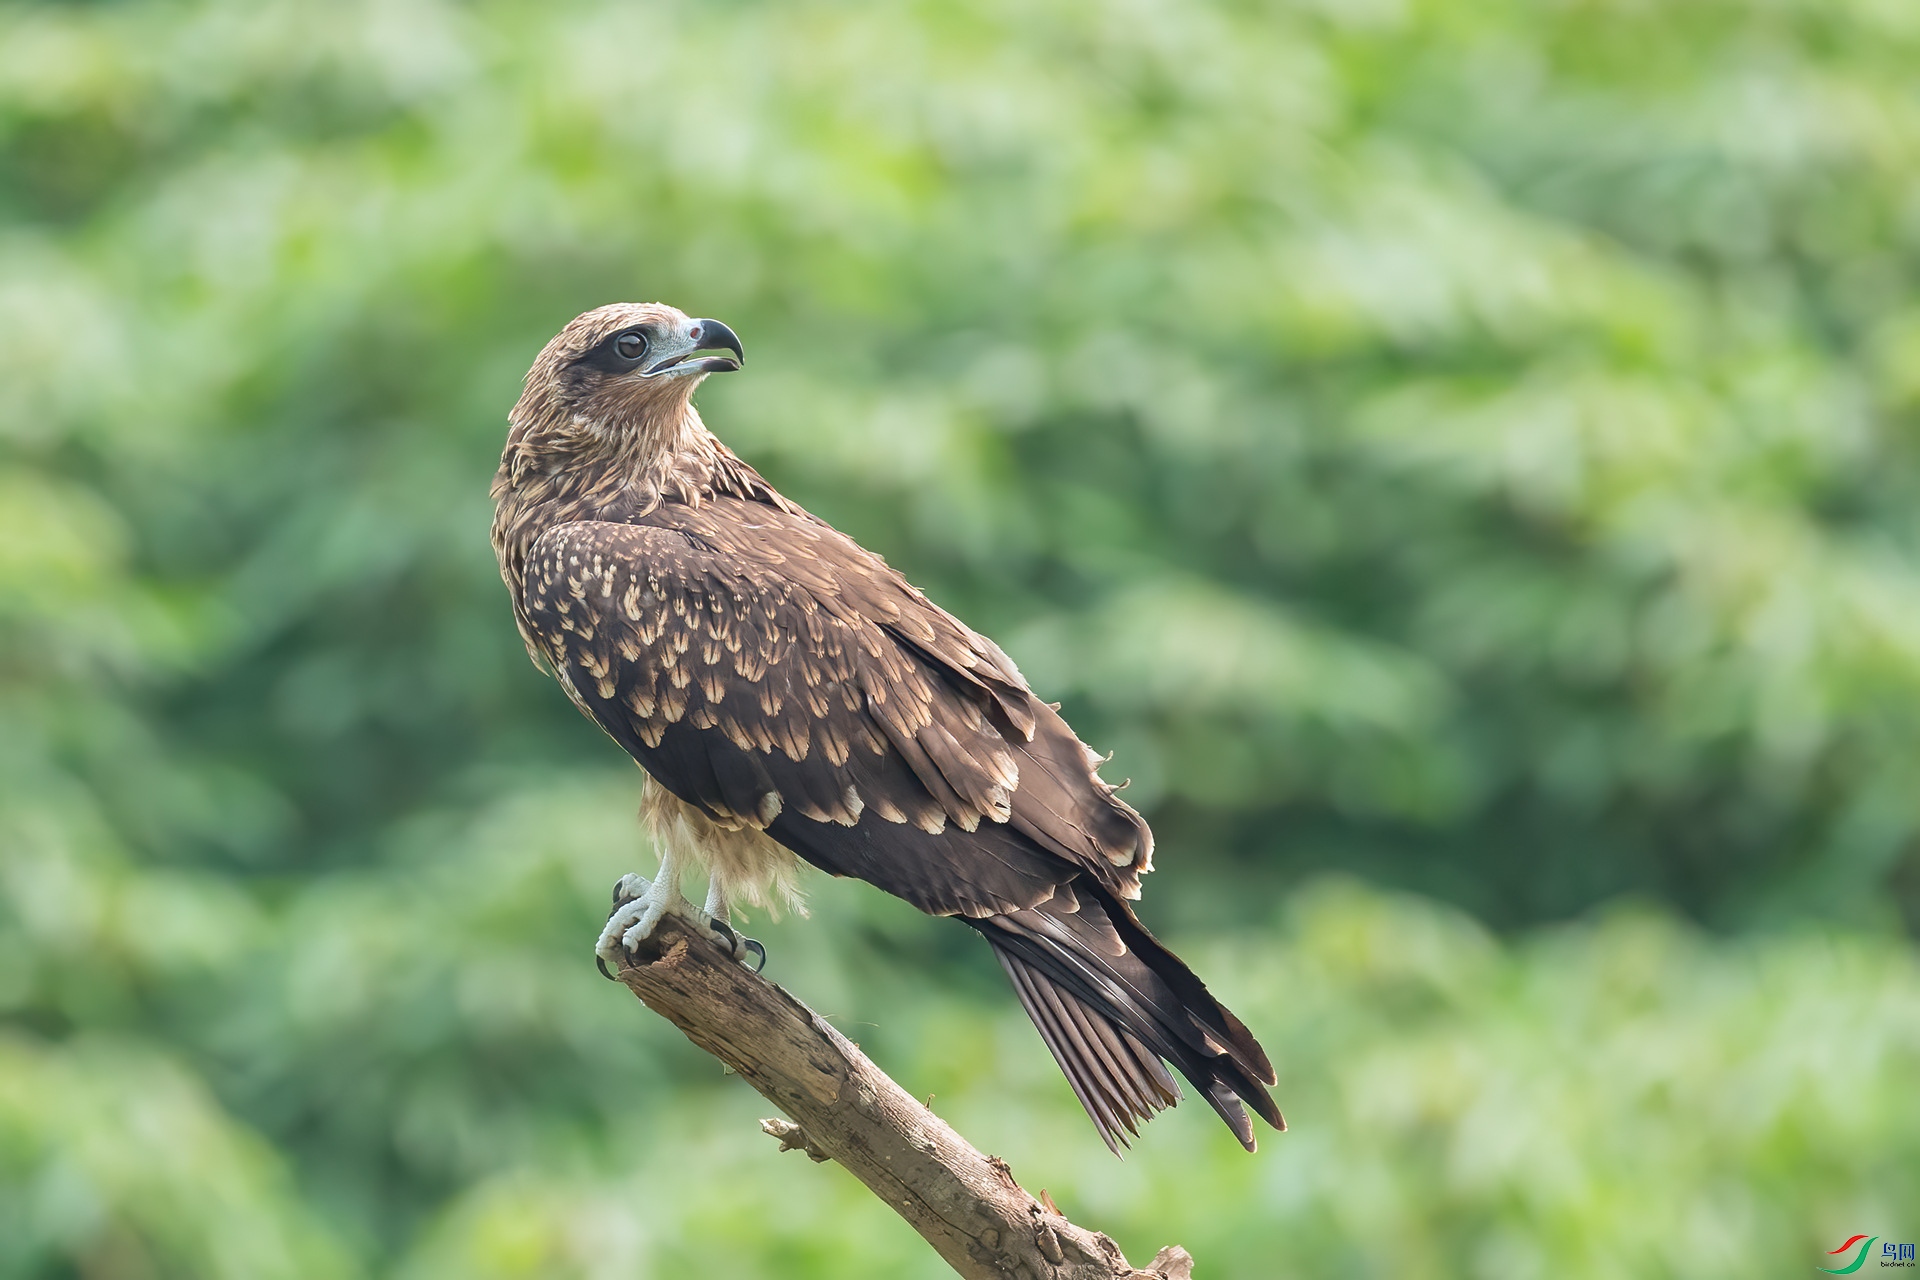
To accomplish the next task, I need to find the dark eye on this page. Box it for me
[614,331,648,362]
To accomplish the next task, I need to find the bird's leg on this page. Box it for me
[702,875,729,923]
[595,848,763,975]
[702,873,767,974]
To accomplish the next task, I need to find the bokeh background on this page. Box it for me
[4,0,1920,1275]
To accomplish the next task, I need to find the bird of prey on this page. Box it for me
[491,303,1282,1152]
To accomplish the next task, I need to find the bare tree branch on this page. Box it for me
[610,913,1197,1280]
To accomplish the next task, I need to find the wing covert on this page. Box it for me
[519,506,1151,910]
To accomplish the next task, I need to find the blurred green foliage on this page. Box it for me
[3,0,1919,1275]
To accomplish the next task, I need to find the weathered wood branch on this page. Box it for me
[611,913,1196,1280]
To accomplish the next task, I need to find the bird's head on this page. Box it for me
[512,302,744,443]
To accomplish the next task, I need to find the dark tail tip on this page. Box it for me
[977,882,1283,1152]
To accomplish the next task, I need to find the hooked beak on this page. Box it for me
[641,318,744,379]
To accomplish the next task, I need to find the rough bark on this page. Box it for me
[611,913,1196,1279]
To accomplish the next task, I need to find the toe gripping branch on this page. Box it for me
[596,879,767,980]
[709,918,770,975]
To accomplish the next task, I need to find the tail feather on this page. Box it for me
[973,878,1284,1152]
[998,949,1180,1152]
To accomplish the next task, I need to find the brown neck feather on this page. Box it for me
[490,388,794,608]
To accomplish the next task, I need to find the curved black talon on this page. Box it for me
[708,917,739,949]
[706,918,767,973]
[596,953,619,981]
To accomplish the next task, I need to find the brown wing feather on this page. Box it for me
[523,505,1149,899]
[657,500,1150,886]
